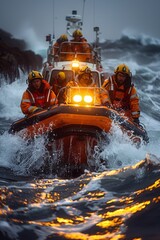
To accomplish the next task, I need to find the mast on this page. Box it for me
[66,10,83,37]
[81,0,86,25]
[93,26,102,70]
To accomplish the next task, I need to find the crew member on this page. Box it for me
[53,34,71,60]
[70,30,92,61]
[66,65,101,104]
[53,71,67,103]
[21,70,57,115]
[66,66,95,87]
[101,64,140,124]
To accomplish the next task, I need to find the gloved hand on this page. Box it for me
[133,118,140,125]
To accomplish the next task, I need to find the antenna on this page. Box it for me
[52,0,55,40]
[93,26,102,69]
[82,0,86,24]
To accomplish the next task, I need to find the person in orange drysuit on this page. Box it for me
[66,65,96,87]
[52,71,67,103]
[70,30,92,62]
[66,65,101,105]
[53,34,71,60]
[20,70,57,115]
[101,64,140,124]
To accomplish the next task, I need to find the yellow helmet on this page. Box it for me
[79,65,91,75]
[28,70,43,82]
[78,66,93,86]
[59,34,68,41]
[72,29,83,38]
[57,71,66,80]
[114,64,131,76]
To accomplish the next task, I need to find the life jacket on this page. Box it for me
[21,80,57,115]
[27,80,52,108]
[104,75,133,110]
[66,80,79,88]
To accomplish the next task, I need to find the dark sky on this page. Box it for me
[1,0,160,51]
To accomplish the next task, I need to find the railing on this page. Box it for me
[53,42,96,63]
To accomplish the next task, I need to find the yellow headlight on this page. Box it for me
[84,95,93,103]
[72,60,79,68]
[73,95,82,103]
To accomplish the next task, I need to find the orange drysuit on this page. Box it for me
[101,75,140,119]
[21,80,57,115]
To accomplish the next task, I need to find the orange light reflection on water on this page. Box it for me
[0,178,159,239]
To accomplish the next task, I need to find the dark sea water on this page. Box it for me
[0,33,160,239]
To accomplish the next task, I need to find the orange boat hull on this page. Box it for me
[9,104,149,176]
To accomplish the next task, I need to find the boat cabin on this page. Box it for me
[42,64,106,88]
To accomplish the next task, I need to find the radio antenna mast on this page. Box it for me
[82,0,86,25]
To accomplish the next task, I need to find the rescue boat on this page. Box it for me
[9,86,149,176]
[9,10,149,177]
